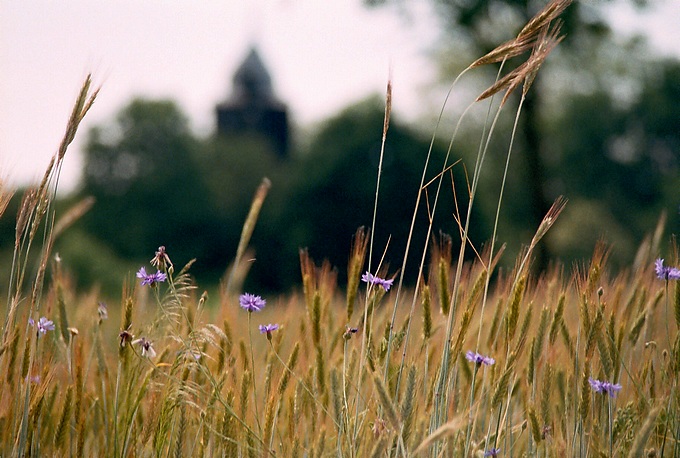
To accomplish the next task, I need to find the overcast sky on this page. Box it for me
[1,0,678,193]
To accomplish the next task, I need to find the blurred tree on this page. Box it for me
[545,57,680,267]
[80,98,221,279]
[197,132,293,289]
[366,0,680,268]
[268,97,486,289]
[367,0,612,268]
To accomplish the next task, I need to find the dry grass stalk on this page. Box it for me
[674,282,680,329]
[346,227,369,321]
[476,21,564,106]
[5,329,19,386]
[277,343,299,396]
[225,177,271,296]
[400,365,417,445]
[54,385,74,452]
[513,299,532,356]
[0,177,14,220]
[491,366,513,410]
[373,374,400,431]
[413,411,468,455]
[627,406,662,458]
[263,394,276,453]
[223,390,238,457]
[579,363,591,424]
[518,0,572,41]
[312,292,322,348]
[240,370,251,421]
[540,365,553,429]
[528,339,537,385]
[534,307,550,361]
[432,233,453,316]
[506,275,527,341]
[549,293,566,345]
[52,196,95,239]
[421,283,433,341]
[468,35,536,70]
[528,404,541,443]
[629,310,646,346]
[315,346,326,393]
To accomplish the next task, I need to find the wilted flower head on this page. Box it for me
[465,350,495,366]
[132,337,156,358]
[655,258,680,281]
[29,317,55,335]
[151,246,173,272]
[344,326,359,340]
[136,267,167,286]
[372,418,388,438]
[362,271,394,291]
[589,378,622,397]
[259,323,280,340]
[97,302,108,321]
[119,327,134,347]
[240,293,266,312]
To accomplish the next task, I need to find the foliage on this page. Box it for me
[268,97,485,290]
[73,96,482,293]
[544,58,680,268]
[80,98,220,282]
[368,0,676,271]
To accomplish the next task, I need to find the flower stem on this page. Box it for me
[248,312,263,434]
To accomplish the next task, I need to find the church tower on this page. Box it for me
[216,47,289,157]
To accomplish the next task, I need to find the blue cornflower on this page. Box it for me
[655,258,680,281]
[240,293,266,312]
[589,378,622,397]
[136,267,168,286]
[465,350,495,366]
[485,448,501,457]
[362,271,394,291]
[29,317,55,335]
[259,323,280,340]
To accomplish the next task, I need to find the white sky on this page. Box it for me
[1,0,678,194]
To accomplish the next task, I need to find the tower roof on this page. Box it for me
[229,47,275,105]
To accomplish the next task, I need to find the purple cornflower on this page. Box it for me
[589,378,622,397]
[465,350,495,367]
[655,258,680,281]
[239,293,266,312]
[132,337,157,358]
[362,271,394,291]
[29,317,55,335]
[485,448,501,457]
[136,267,168,286]
[259,323,280,340]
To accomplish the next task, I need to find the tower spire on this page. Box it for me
[216,46,289,157]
